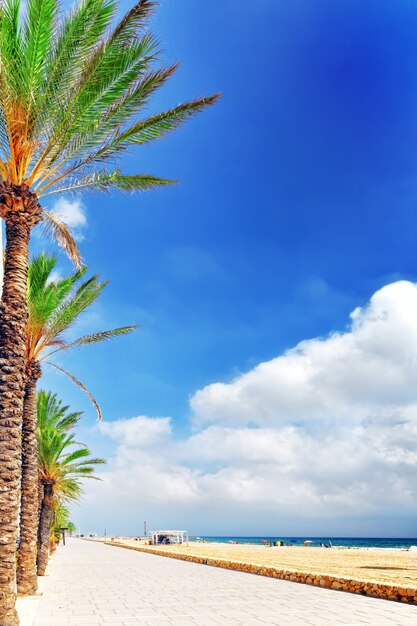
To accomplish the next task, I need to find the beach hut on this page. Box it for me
[151,530,188,545]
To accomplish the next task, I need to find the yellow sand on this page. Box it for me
[114,540,417,588]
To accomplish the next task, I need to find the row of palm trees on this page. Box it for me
[17,252,135,595]
[0,1,217,623]
[35,390,105,578]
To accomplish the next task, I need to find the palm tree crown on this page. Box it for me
[37,389,82,435]
[37,391,105,499]
[0,0,218,264]
[27,252,136,416]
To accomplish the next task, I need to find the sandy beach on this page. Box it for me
[113,540,417,589]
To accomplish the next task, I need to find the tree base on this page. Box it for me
[17,575,38,596]
[0,607,19,626]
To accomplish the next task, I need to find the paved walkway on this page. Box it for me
[16,539,417,626]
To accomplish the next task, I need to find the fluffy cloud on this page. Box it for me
[95,417,198,505]
[192,281,417,427]
[81,281,417,534]
[99,416,172,449]
[52,197,87,240]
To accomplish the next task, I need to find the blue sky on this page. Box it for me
[33,0,417,535]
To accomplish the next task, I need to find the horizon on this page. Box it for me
[77,530,417,540]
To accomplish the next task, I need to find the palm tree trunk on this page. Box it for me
[38,480,44,523]
[0,215,32,624]
[0,217,4,298]
[17,363,42,595]
[37,483,54,576]
[0,185,42,625]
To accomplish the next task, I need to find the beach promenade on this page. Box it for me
[16,539,417,626]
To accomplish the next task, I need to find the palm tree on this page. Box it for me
[36,390,105,576]
[49,502,71,551]
[35,389,82,507]
[17,253,135,594]
[0,2,217,619]
[66,521,76,538]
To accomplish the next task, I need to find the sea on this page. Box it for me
[196,536,417,550]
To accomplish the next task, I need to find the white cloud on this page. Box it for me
[79,281,417,535]
[99,416,172,449]
[191,281,417,427]
[52,197,87,240]
[94,417,198,505]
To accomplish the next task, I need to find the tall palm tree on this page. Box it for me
[18,253,135,594]
[0,2,217,620]
[36,390,105,576]
[35,389,82,516]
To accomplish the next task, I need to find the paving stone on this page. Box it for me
[16,538,417,626]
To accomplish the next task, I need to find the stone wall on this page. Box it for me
[105,541,417,605]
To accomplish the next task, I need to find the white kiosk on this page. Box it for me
[151,530,188,545]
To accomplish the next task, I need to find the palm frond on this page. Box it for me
[44,325,137,359]
[0,1,24,98]
[61,447,93,465]
[67,326,137,346]
[20,0,57,163]
[27,252,58,307]
[37,391,82,432]
[41,274,107,345]
[43,0,117,104]
[40,209,82,268]
[96,94,220,152]
[44,361,102,420]
[111,0,156,43]
[31,27,161,181]
[41,171,176,196]
[27,252,85,328]
[36,62,180,186]
[38,95,220,188]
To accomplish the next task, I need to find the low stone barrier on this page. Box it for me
[105,541,417,605]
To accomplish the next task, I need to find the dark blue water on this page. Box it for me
[196,536,417,549]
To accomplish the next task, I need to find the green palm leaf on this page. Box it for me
[41,171,176,196]
[40,210,82,268]
[44,361,102,420]
[46,326,138,356]
[23,0,57,105]
[37,390,81,432]
[0,0,219,199]
[37,390,106,503]
[27,254,137,419]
